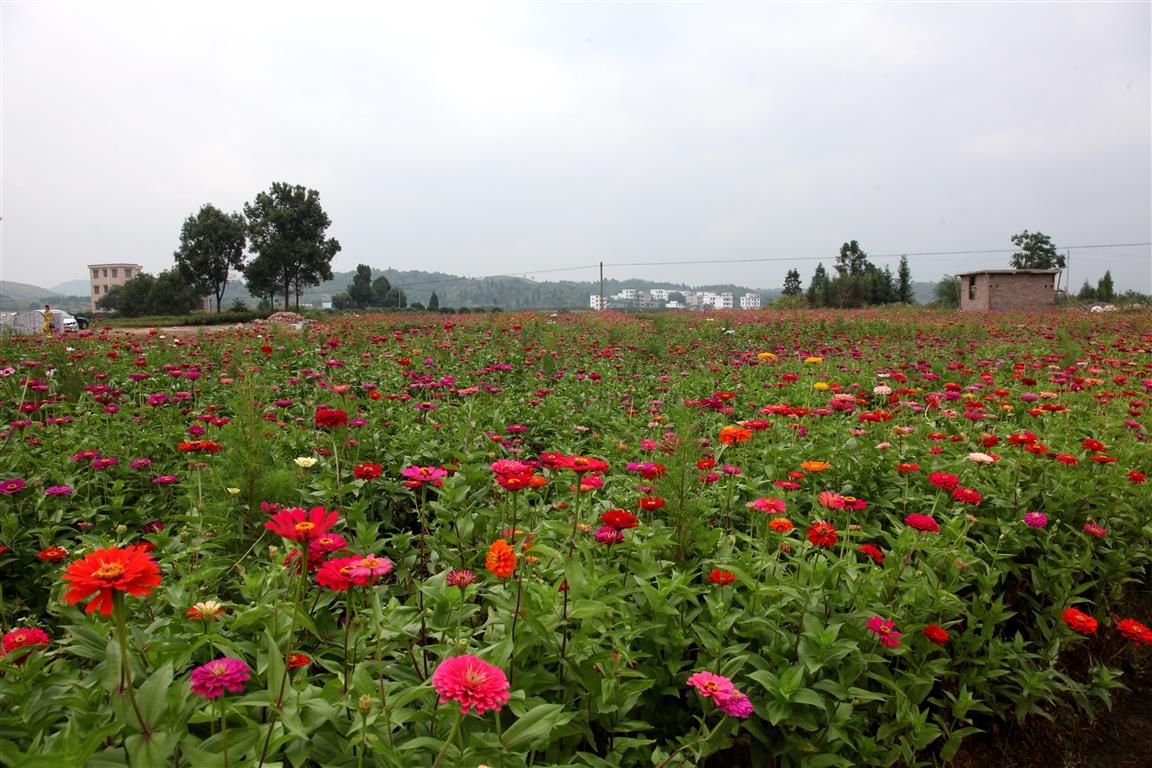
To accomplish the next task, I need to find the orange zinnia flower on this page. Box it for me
[799,461,830,473]
[62,546,162,616]
[718,426,752,445]
[485,539,517,579]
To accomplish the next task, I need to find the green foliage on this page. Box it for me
[1009,230,1065,270]
[1077,279,1097,301]
[173,203,247,312]
[348,264,374,308]
[1096,270,1114,302]
[243,182,341,310]
[897,256,914,304]
[934,276,960,308]
[782,269,802,296]
[428,292,440,311]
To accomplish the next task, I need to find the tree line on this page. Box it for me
[98,183,340,316]
[785,231,1075,309]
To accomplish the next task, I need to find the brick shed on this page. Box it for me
[956,269,1059,312]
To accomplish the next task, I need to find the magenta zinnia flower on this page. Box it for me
[431,655,511,715]
[717,690,754,719]
[1023,512,1048,529]
[0,478,26,495]
[867,616,902,648]
[189,658,251,699]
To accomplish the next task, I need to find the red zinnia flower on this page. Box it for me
[557,455,609,474]
[928,472,959,490]
[638,496,665,511]
[923,624,950,646]
[431,655,511,715]
[951,487,982,505]
[600,509,639,530]
[1062,607,1098,635]
[1081,438,1107,453]
[857,543,885,565]
[708,568,736,586]
[61,546,162,616]
[353,462,383,480]
[1117,618,1152,645]
[38,546,69,562]
[286,652,312,669]
[1,627,50,661]
[1129,471,1146,484]
[315,556,360,590]
[905,514,940,533]
[806,521,839,548]
[314,408,349,429]
[265,506,339,542]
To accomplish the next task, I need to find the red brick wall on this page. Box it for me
[960,273,1056,312]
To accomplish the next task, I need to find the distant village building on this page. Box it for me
[588,288,760,311]
[956,269,1059,312]
[89,263,143,312]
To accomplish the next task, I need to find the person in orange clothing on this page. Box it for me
[43,305,53,335]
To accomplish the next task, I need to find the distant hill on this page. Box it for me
[11,268,943,313]
[50,279,91,296]
[214,268,777,311]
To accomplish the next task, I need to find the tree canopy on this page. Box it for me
[782,269,802,296]
[243,183,341,310]
[1009,231,1065,270]
[173,203,247,312]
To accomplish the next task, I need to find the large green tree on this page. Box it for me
[347,264,374,308]
[173,203,247,312]
[243,183,341,310]
[782,269,802,296]
[897,255,914,303]
[1096,270,1115,302]
[371,276,393,307]
[934,276,960,308]
[807,263,830,307]
[834,240,869,277]
[1009,230,1065,270]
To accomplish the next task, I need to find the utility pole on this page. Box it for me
[599,261,604,311]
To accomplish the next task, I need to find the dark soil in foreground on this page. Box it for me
[955,677,1152,768]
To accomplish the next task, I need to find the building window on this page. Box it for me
[968,276,977,301]
[94,285,100,294]
[103,269,108,278]
[112,268,118,278]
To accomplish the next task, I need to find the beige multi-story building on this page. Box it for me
[89,263,143,312]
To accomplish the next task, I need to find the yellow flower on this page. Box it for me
[757,352,776,362]
[800,460,831,473]
[294,457,318,468]
[804,356,823,364]
[813,382,829,391]
[226,487,241,495]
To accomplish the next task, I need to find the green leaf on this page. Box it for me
[501,703,571,751]
[135,662,174,726]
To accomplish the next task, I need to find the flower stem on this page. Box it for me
[430,711,465,768]
[112,595,151,737]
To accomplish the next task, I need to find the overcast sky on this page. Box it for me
[2,1,1149,296]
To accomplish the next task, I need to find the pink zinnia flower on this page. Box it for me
[1,628,50,662]
[347,554,394,582]
[747,497,787,514]
[189,658,251,699]
[866,616,902,648]
[446,569,477,588]
[686,671,736,703]
[401,465,448,488]
[1082,522,1108,538]
[431,655,511,715]
[594,525,625,545]
[817,491,845,510]
[717,690,754,719]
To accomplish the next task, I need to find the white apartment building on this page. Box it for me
[740,293,762,310]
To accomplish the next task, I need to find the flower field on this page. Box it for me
[1,309,1149,767]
